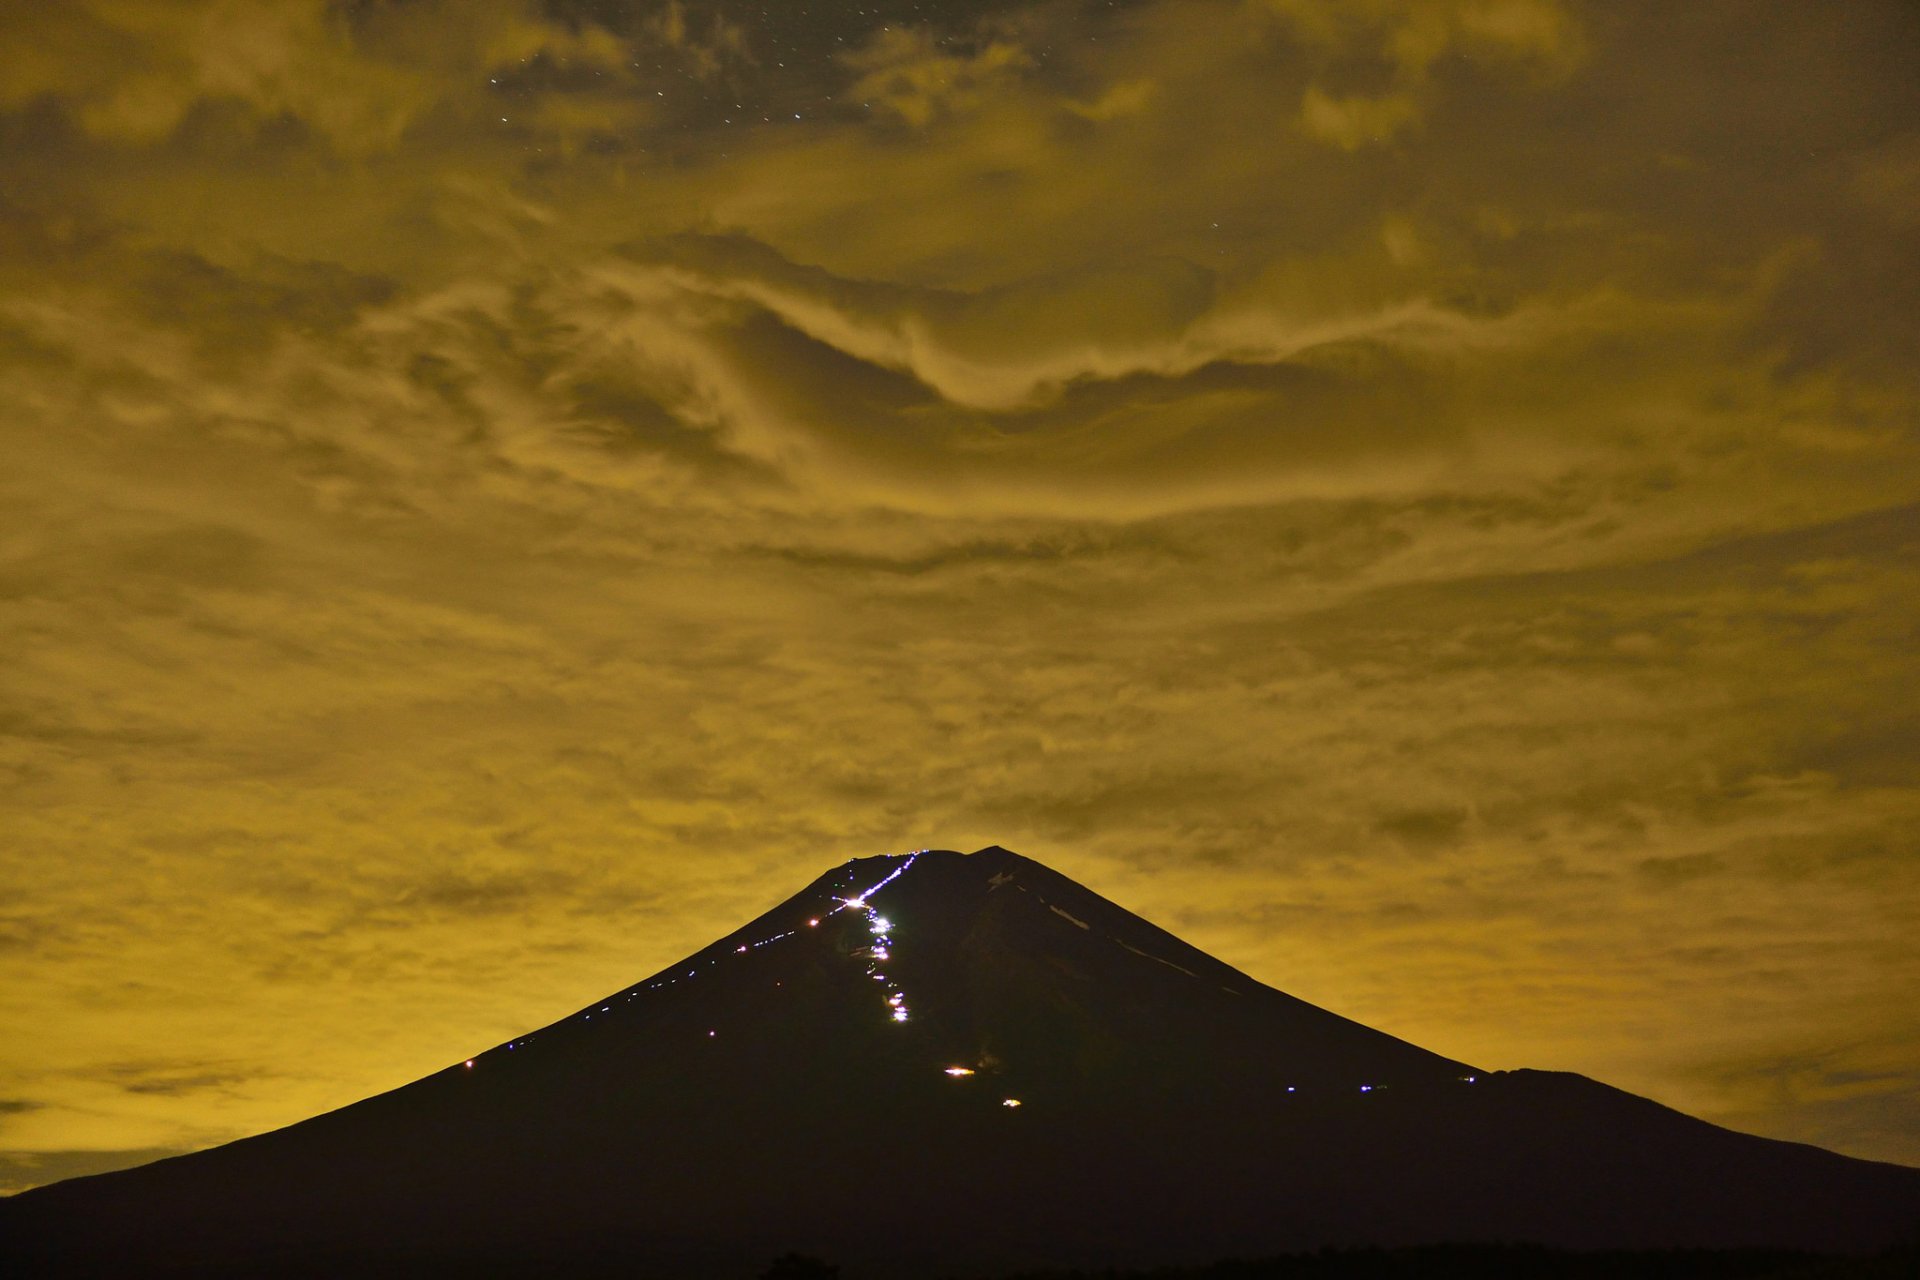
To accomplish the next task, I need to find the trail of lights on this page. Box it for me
[833,851,922,1026]
[484,852,932,1062]
[468,852,1017,1115]
[830,853,918,916]
[456,850,1478,1107]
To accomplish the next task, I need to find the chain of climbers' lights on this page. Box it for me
[459,850,1486,1104]
[826,851,922,1025]
[459,854,917,1067]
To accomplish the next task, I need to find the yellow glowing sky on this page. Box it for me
[3,0,1918,1192]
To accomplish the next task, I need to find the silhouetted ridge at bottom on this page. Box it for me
[995,1242,1920,1280]
[4,846,1918,1279]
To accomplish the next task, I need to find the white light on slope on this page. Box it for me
[829,853,924,1034]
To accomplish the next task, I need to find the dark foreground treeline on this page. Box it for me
[760,1241,1920,1280]
[970,1241,1920,1280]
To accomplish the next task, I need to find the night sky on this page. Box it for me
[2,0,1917,1194]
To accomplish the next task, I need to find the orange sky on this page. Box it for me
[2,0,1918,1193]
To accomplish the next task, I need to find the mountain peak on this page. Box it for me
[6,845,1918,1279]
[968,842,1022,860]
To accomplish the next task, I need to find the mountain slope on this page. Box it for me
[5,846,1917,1278]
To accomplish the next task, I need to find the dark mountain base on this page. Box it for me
[996,1242,1920,1280]
[8,1241,1910,1280]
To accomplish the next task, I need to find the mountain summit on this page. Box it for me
[5,846,1918,1277]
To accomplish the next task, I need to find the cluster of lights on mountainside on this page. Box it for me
[456,851,1484,1106]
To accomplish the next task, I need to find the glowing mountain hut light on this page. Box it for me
[1002,1098,1022,1108]
[944,1067,975,1077]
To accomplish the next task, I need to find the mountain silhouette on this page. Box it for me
[4,846,1917,1278]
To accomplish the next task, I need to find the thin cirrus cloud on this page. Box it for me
[1,0,1918,1193]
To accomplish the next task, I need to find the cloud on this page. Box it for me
[640,0,753,83]
[116,1069,257,1099]
[842,25,1032,128]
[1258,0,1582,148]
[0,0,654,156]
[1062,77,1157,123]
[613,230,1477,414]
[1298,85,1422,151]
[0,1,428,152]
